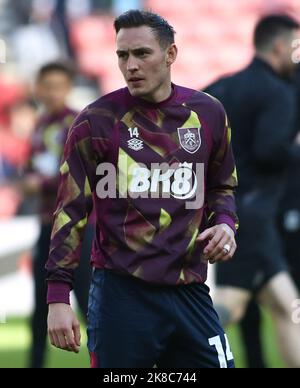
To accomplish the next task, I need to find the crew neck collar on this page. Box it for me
[126,83,178,108]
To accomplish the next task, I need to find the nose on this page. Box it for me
[127,55,139,72]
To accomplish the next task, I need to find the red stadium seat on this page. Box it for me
[77,0,300,93]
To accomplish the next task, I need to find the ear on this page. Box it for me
[273,36,285,56]
[166,44,178,67]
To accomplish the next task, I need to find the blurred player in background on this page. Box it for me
[238,64,300,369]
[278,64,300,289]
[205,15,300,368]
[21,62,93,368]
[0,98,37,219]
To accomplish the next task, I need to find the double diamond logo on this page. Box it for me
[128,137,144,151]
[127,127,144,151]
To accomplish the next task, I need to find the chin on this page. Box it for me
[128,87,146,98]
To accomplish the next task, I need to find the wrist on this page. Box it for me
[213,214,237,234]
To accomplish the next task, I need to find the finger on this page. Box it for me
[209,236,231,262]
[209,254,231,264]
[48,330,57,348]
[51,331,63,350]
[202,230,224,258]
[64,329,79,353]
[211,248,234,264]
[201,235,222,264]
[204,230,223,252]
[56,330,69,350]
[73,322,81,350]
[211,240,237,264]
[205,225,236,259]
[197,227,215,242]
[226,241,237,259]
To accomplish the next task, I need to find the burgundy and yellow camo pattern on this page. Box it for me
[46,85,238,304]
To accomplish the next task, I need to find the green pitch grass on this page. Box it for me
[0,317,90,368]
[0,310,285,368]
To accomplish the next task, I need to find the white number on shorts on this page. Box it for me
[224,334,234,361]
[208,335,233,368]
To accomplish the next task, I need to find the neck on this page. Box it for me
[256,52,281,74]
[142,78,172,104]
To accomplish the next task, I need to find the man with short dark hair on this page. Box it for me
[205,14,300,367]
[23,62,93,368]
[46,10,238,368]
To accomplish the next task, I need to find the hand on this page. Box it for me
[47,303,81,353]
[294,132,300,145]
[197,223,237,264]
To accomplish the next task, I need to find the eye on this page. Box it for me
[117,52,128,59]
[135,50,149,58]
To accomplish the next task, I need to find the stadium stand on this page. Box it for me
[69,0,300,93]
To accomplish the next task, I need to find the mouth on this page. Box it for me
[128,77,144,83]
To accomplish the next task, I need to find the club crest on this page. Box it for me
[177,127,201,154]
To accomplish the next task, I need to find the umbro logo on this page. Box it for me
[128,138,144,151]
[127,127,144,151]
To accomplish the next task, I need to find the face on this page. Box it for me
[278,29,299,77]
[36,71,72,113]
[116,26,177,103]
[10,104,37,138]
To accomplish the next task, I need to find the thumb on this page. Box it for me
[197,227,215,242]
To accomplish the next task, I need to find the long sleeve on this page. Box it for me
[206,105,238,232]
[46,113,97,304]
